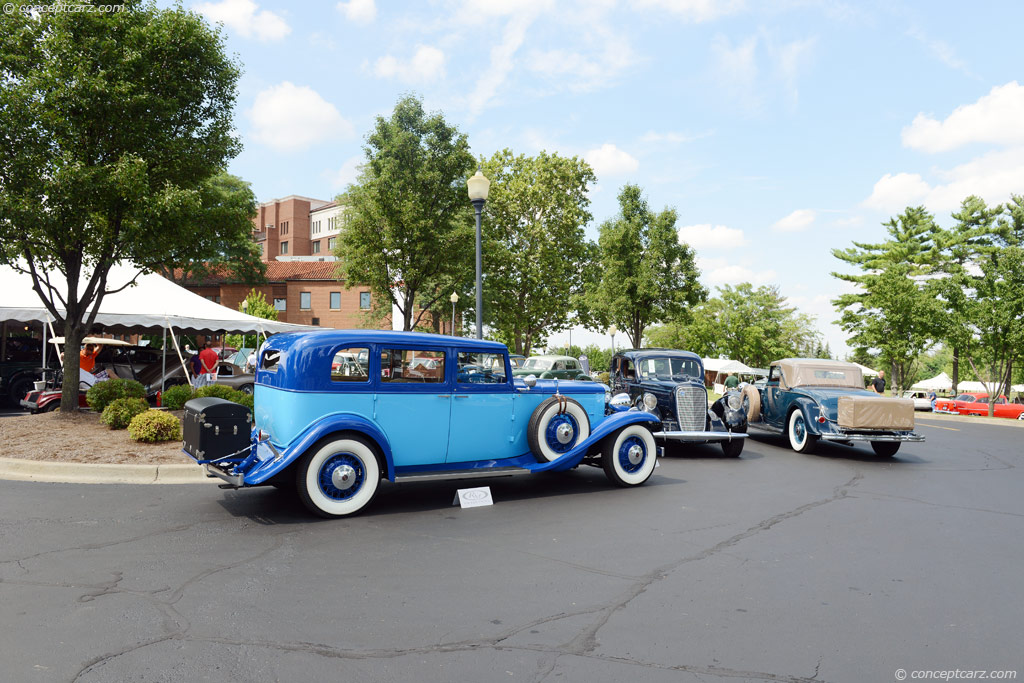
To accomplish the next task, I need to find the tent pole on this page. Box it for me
[1,322,6,364]
[167,323,193,387]
[161,323,167,394]
[41,318,47,383]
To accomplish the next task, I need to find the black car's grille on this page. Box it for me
[674,385,707,431]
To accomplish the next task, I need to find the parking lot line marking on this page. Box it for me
[915,420,959,431]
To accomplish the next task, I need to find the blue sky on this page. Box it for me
[190,0,1024,356]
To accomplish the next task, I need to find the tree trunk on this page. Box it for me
[61,324,84,414]
[952,346,959,394]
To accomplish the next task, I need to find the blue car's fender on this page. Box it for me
[243,412,395,485]
[787,396,825,436]
[527,410,662,473]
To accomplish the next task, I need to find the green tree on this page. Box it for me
[334,95,475,331]
[929,196,1002,392]
[157,172,265,286]
[583,185,705,348]
[645,283,819,368]
[832,207,942,394]
[225,290,278,350]
[0,1,242,412]
[478,149,596,355]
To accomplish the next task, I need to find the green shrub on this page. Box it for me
[194,384,239,401]
[101,397,149,430]
[233,391,254,411]
[128,410,182,443]
[598,371,610,385]
[161,384,195,410]
[86,378,146,412]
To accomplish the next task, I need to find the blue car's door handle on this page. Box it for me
[436,394,451,398]
[453,395,469,399]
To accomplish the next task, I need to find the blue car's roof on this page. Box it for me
[615,348,702,362]
[265,329,508,353]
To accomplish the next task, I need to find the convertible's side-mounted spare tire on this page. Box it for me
[527,396,591,462]
[742,384,761,422]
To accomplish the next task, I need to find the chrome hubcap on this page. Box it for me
[627,444,644,465]
[331,464,357,490]
[556,423,574,444]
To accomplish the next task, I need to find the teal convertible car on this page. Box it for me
[743,358,925,457]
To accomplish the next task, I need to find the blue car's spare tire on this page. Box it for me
[527,396,591,462]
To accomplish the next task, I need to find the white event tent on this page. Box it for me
[851,362,879,377]
[1,262,316,389]
[910,372,953,391]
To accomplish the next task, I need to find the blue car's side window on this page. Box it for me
[381,348,446,383]
[456,352,507,384]
[330,347,370,383]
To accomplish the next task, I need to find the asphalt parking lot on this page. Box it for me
[1,417,1021,683]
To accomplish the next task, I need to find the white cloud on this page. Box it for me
[248,82,353,152]
[630,0,744,23]
[584,143,639,177]
[465,11,538,117]
[329,156,363,190]
[698,257,776,285]
[711,34,759,106]
[772,209,816,232]
[862,172,930,212]
[907,26,975,79]
[902,82,1024,153]
[678,224,748,249]
[774,37,816,104]
[336,0,376,24]
[374,45,446,83]
[194,0,290,41]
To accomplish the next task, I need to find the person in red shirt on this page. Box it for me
[197,343,219,387]
[80,344,99,373]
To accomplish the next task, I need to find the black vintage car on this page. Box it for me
[610,349,748,456]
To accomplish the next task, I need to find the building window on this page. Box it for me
[300,292,311,310]
[327,237,336,250]
[328,216,335,231]
[312,220,320,235]
[274,298,286,311]
[311,317,320,326]
[312,241,321,254]
[215,296,221,304]
[330,292,341,310]
[280,241,288,254]
[281,221,289,235]
[359,292,371,310]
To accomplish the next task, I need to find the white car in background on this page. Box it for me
[902,390,933,411]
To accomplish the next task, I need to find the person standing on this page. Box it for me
[197,342,219,388]
[871,370,886,394]
[724,372,739,390]
[79,344,99,374]
[927,389,937,411]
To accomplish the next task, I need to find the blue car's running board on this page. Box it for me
[394,467,531,483]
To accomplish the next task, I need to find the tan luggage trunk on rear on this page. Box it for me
[837,396,915,430]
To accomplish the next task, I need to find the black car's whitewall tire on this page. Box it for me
[527,396,591,462]
[602,424,657,487]
[787,409,818,454]
[296,436,381,518]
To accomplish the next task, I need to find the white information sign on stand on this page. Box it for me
[453,486,494,508]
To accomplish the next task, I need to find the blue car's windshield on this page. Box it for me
[637,357,701,381]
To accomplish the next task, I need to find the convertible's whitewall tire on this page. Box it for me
[742,385,761,422]
[296,436,381,518]
[527,396,591,462]
[787,409,818,454]
[602,424,657,487]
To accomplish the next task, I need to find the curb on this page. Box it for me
[0,457,215,485]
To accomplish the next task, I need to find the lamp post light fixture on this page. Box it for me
[450,291,459,336]
[609,324,618,355]
[466,167,490,339]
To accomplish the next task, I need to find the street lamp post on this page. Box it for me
[450,291,459,336]
[609,324,617,355]
[466,168,490,340]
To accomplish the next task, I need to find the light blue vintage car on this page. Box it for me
[184,330,663,518]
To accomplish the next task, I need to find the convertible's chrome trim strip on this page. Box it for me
[653,431,748,442]
[820,432,925,443]
[204,463,245,487]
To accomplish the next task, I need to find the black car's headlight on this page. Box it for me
[726,392,742,411]
[642,392,659,412]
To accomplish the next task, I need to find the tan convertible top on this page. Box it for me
[772,358,864,390]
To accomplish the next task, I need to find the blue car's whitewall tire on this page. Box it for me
[787,409,818,454]
[296,436,381,518]
[527,396,591,462]
[602,424,657,487]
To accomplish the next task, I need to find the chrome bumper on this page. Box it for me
[653,431,748,443]
[820,432,925,443]
[203,463,245,487]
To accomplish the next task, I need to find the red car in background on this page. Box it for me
[934,393,1024,419]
